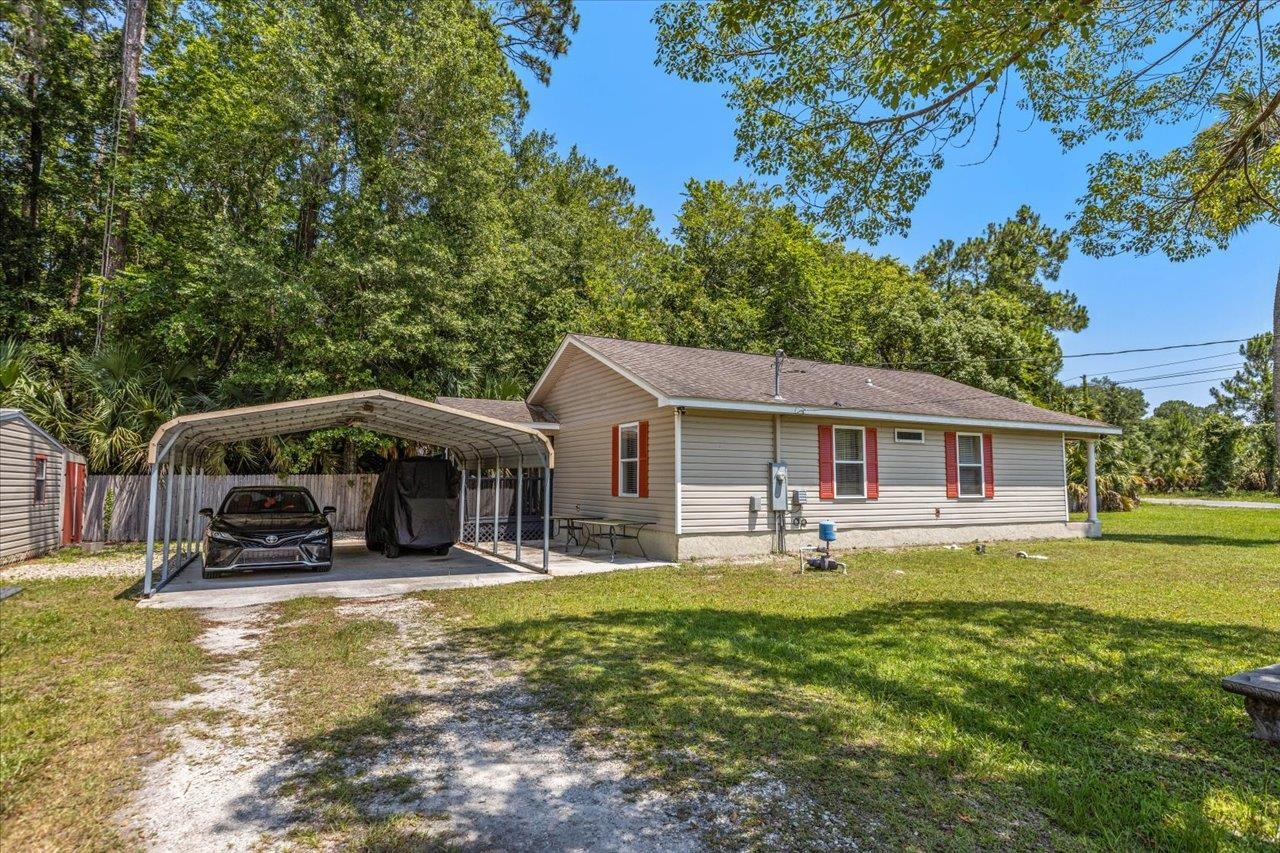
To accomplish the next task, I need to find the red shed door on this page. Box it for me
[62,460,86,544]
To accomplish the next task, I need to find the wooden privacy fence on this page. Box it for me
[84,474,379,542]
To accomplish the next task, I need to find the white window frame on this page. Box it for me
[34,455,47,503]
[956,432,985,498]
[894,428,925,444]
[617,422,640,498]
[832,425,867,499]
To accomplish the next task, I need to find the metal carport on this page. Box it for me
[141,389,554,595]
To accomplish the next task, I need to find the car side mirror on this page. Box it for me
[322,506,336,516]
[198,507,213,518]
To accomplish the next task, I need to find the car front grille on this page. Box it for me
[239,547,303,564]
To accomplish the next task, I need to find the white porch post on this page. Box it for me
[492,464,500,555]
[1086,438,1100,537]
[515,464,523,564]
[542,458,551,574]
[473,458,482,548]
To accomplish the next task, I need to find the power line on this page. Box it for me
[1130,374,1238,391]
[869,337,1250,369]
[1097,350,1241,375]
[1062,337,1249,359]
[1116,362,1243,385]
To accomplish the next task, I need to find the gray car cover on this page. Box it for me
[365,457,459,552]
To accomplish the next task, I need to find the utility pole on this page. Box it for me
[1081,374,1088,407]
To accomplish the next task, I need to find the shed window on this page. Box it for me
[895,429,924,444]
[618,423,639,497]
[956,433,984,497]
[833,426,866,498]
[34,456,47,502]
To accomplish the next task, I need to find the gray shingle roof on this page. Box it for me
[436,397,558,426]
[564,335,1116,433]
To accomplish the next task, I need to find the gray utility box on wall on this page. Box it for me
[768,462,789,511]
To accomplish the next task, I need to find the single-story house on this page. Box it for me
[1,409,87,565]
[444,335,1120,561]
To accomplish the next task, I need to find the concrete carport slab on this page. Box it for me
[141,540,546,609]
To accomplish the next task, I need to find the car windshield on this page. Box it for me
[220,488,316,515]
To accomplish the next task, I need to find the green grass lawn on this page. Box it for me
[0,578,205,849]
[1145,489,1280,504]
[426,505,1280,850]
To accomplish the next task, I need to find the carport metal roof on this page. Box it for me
[147,389,553,468]
[141,389,556,597]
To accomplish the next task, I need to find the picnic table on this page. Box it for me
[577,518,652,561]
[1222,663,1280,742]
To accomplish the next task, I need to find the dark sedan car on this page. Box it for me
[199,486,335,579]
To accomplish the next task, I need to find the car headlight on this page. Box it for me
[208,530,240,544]
[303,528,329,541]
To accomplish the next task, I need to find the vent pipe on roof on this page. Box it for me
[773,349,785,400]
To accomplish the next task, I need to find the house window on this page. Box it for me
[833,426,866,498]
[894,429,924,444]
[956,433,984,497]
[618,423,639,497]
[34,456,47,502]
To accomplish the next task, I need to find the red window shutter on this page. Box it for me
[983,433,995,498]
[865,427,879,499]
[818,424,834,500]
[638,420,650,498]
[611,424,620,497]
[944,431,959,498]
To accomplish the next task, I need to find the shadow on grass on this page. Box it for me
[1103,531,1280,548]
[455,600,1278,850]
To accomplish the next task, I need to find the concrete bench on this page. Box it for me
[1221,664,1280,743]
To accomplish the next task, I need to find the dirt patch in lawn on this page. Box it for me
[118,595,727,850]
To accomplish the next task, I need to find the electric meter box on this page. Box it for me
[768,462,789,511]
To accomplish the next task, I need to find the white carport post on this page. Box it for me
[473,458,482,548]
[160,457,176,572]
[492,464,500,555]
[185,459,198,555]
[458,467,467,541]
[144,429,184,596]
[542,451,551,574]
[514,465,523,563]
[142,461,162,596]
[172,452,189,563]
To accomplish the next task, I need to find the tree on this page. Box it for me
[1212,331,1276,488]
[653,1,1278,254]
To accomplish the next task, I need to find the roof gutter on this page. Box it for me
[660,396,1122,437]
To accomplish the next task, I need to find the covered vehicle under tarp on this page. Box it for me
[365,457,460,557]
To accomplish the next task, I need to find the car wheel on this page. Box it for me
[314,563,332,573]
[430,544,451,556]
[383,540,400,559]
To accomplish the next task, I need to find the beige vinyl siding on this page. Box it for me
[681,411,775,533]
[538,347,675,533]
[1,419,63,563]
[680,410,1068,533]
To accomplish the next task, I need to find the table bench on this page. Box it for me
[1221,663,1280,742]
[578,519,652,562]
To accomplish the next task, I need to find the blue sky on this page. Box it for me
[517,1,1274,408]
